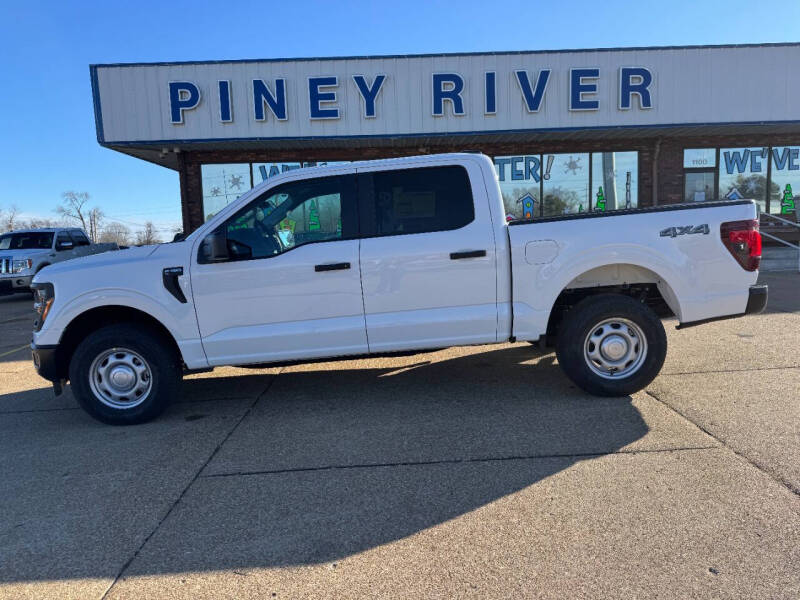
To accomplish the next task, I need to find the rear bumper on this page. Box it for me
[676,284,768,329]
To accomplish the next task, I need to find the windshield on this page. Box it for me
[0,232,54,250]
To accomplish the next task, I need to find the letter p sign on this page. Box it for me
[169,81,201,124]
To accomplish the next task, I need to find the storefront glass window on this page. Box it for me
[683,148,716,169]
[684,172,715,202]
[590,151,638,211]
[542,154,589,216]
[768,146,800,215]
[493,155,541,220]
[251,162,306,186]
[718,147,771,213]
[252,161,351,186]
[201,163,252,221]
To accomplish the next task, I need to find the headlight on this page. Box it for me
[32,282,54,332]
[12,259,33,273]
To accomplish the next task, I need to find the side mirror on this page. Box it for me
[199,228,229,263]
[56,240,74,251]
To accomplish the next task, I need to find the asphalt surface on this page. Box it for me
[0,273,798,599]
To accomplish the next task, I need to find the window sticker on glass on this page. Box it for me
[393,189,436,218]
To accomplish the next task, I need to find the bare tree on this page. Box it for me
[25,216,65,229]
[135,221,161,245]
[99,222,131,246]
[1,205,19,232]
[57,192,91,231]
[87,207,105,242]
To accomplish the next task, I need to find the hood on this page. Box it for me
[0,248,53,259]
[34,245,160,280]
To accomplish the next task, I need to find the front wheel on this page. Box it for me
[69,324,181,424]
[555,294,667,397]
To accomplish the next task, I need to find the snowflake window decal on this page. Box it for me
[229,174,244,190]
[564,156,583,175]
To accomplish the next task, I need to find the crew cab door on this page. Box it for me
[357,160,498,352]
[68,230,93,257]
[54,231,77,259]
[191,173,367,366]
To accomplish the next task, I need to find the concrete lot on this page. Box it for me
[0,274,798,599]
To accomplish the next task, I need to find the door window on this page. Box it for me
[684,171,716,202]
[55,233,73,251]
[69,231,91,246]
[217,175,356,262]
[359,166,474,236]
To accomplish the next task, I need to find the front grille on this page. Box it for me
[0,257,10,274]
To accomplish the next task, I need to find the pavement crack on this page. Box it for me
[646,390,800,498]
[99,369,282,600]
[0,405,80,415]
[200,446,720,480]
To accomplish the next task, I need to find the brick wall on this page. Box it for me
[177,132,800,233]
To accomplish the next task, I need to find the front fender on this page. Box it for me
[34,287,207,369]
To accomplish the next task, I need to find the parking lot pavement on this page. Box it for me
[0,274,798,599]
[0,294,34,363]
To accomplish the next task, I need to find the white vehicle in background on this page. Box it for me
[29,153,767,425]
[0,228,117,296]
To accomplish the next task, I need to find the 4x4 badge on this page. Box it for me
[659,224,709,238]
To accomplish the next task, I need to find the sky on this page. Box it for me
[1,0,799,235]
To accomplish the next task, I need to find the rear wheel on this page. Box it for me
[555,294,666,396]
[69,324,181,425]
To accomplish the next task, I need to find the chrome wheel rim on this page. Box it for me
[89,348,153,409]
[583,318,648,380]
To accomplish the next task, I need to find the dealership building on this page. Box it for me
[90,43,800,235]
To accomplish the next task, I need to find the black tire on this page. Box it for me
[555,293,667,397]
[68,323,181,425]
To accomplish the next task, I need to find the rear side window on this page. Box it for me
[69,231,91,246]
[359,165,474,237]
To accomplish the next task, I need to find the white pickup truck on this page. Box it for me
[30,153,766,424]
[0,227,117,295]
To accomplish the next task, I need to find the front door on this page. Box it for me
[357,161,498,352]
[191,173,367,366]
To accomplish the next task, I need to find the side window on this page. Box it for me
[359,165,474,236]
[69,231,91,246]
[222,174,356,261]
[55,233,72,250]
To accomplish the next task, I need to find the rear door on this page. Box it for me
[357,160,498,352]
[191,173,368,366]
[54,231,77,259]
[68,230,92,257]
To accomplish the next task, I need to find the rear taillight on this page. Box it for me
[720,219,761,271]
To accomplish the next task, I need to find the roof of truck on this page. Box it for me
[2,227,85,234]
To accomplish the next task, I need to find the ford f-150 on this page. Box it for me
[0,227,117,295]
[29,153,767,424]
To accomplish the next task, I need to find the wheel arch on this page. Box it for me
[542,262,682,345]
[54,305,182,380]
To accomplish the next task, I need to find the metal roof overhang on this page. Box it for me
[103,121,800,170]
